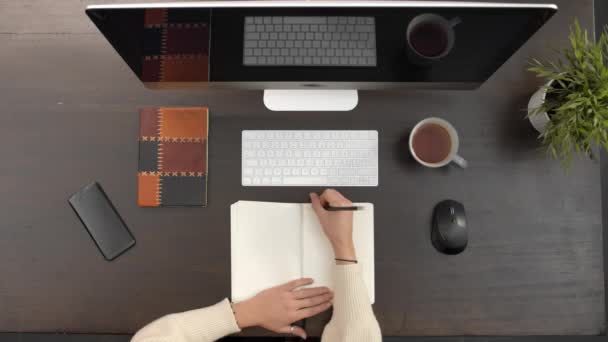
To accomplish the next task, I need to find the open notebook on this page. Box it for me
[231,201,374,303]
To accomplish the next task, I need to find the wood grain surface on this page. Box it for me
[0,0,604,336]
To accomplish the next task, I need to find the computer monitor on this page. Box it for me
[86,1,557,111]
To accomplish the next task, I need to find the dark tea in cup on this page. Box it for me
[409,22,449,58]
[411,123,452,164]
[406,13,461,66]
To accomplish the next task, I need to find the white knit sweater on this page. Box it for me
[132,264,381,342]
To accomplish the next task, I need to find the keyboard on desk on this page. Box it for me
[242,130,378,186]
[243,16,377,67]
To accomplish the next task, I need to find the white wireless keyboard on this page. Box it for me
[242,130,378,187]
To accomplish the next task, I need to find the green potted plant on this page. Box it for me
[527,20,608,166]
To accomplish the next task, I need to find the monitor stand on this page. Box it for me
[263,89,358,111]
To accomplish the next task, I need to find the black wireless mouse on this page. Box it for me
[431,199,468,255]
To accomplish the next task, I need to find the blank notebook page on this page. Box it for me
[231,201,302,302]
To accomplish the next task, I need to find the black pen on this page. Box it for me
[324,205,364,211]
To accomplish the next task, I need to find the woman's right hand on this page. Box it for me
[310,189,357,261]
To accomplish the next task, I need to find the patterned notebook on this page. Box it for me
[138,107,208,207]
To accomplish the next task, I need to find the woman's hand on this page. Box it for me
[310,189,357,261]
[232,278,333,339]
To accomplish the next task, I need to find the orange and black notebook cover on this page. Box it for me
[137,107,208,207]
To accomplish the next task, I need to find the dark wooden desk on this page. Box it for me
[0,0,604,336]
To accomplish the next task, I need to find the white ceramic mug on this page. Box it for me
[409,117,468,168]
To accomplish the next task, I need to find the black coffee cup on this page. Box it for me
[406,13,461,66]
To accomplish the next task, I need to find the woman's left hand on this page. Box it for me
[232,278,333,339]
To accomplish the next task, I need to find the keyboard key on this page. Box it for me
[283,177,328,185]
[284,17,326,25]
[243,56,256,65]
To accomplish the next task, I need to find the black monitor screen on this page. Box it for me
[86,3,556,89]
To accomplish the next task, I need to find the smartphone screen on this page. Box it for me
[69,182,135,260]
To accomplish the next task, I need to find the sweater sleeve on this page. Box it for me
[131,298,241,342]
[321,264,382,342]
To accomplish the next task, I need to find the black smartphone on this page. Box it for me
[68,182,135,261]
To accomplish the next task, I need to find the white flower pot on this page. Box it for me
[527,80,553,133]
